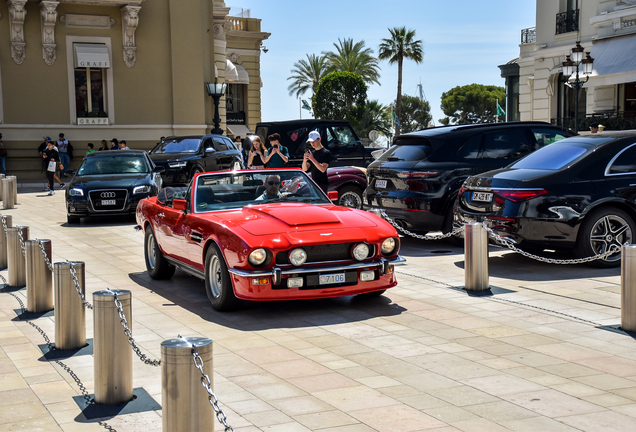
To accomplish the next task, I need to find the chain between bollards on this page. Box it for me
[68,261,93,309]
[184,335,234,432]
[108,288,161,366]
[17,227,26,258]
[36,238,55,272]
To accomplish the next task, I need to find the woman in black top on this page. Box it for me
[247,136,267,169]
[43,140,63,195]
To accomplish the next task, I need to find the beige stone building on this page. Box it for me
[501,0,636,131]
[0,0,269,179]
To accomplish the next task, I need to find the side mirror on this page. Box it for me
[328,190,339,201]
[205,147,215,153]
[153,166,166,173]
[173,199,187,211]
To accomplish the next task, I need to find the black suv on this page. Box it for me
[363,122,575,234]
[255,119,375,167]
[149,134,244,185]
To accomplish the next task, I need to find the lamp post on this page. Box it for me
[205,80,227,135]
[561,41,594,132]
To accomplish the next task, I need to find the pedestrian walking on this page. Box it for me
[119,140,129,150]
[57,133,74,177]
[0,133,7,175]
[43,139,64,196]
[302,130,331,193]
[110,138,119,150]
[263,133,289,168]
[38,137,65,191]
[86,143,96,155]
[98,140,109,151]
[247,136,267,169]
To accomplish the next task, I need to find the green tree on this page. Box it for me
[323,38,381,86]
[393,95,432,133]
[352,99,392,139]
[286,54,328,98]
[439,84,506,125]
[313,71,367,123]
[378,27,424,136]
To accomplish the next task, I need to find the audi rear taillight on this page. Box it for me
[493,189,548,203]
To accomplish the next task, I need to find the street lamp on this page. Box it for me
[205,80,227,135]
[561,41,594,132]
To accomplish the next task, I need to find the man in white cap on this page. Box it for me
[302,130,331,193]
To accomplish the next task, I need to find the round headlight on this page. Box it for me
[352,243,370,261]
[248,248,267,266]
[381,238,396,255]
[289,248,307,266]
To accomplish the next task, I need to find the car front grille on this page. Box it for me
[275,243,374,265]
[88,189,128,211]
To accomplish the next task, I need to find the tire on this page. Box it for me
[67,215,80,224]
[357,289,386,298]
[442,201,463,246]
[337,185,363,209]
[190,166,204,182]
[145,227,175,279]
[204,244,240,311]
[574,207,635,268]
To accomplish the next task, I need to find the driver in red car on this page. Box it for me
[256,174,298,201]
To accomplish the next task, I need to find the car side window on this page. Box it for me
[222,137,237,150]
[203,138,214,151]
[455,134,483,159]
[213,137,228,151]
[325,126,357,150]
[481,129,532,160]
[530,128,569,150]
[608,145,636,175]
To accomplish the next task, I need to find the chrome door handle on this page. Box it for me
[158,213,165,218]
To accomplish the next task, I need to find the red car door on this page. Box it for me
[154,206,189,263]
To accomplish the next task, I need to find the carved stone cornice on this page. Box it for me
[40,1,59,66]
[7,0,27,65]
[121,5,140,67]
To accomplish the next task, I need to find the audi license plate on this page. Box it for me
[319,273,346,285]
[375,179,387,189]
[472,192,493,202]
[101,199,116,206]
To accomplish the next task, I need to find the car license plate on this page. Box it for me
[472,192,493,202]
[101,199,116,206]
[376,179,387,189]
[319,273,346,285]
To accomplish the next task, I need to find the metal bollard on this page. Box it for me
[162,337,214,432]
[0,215,13,269]
[367,208,383,218]
[2,179,14,209]
[25,240,53,313]
[9,176,17,204]
[464,222,489,291]
[93,289,133,405]
[7,226,28,287]
[54,262,86,350]
[622,245,636,332]
[0,174,4,200]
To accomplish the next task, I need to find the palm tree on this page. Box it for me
[287,54,328,98]
[378,27,424,136]
[323,38,381,86]
[352,99,391,139]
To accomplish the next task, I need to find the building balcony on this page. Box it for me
[521,27,536,44]
[556,9,579,35]
[227,17,247,31]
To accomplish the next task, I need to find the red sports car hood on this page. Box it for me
[222,203,379,236]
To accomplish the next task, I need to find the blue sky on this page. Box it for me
[228,0,536,130]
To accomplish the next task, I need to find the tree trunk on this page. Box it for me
[396,56,403,136]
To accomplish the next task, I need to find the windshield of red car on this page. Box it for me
[192,170,331,212]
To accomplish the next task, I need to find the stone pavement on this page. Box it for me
[1,189,636,431]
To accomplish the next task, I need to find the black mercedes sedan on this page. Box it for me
[455,131,636,268]
[65,150,164,224]
[149,134,244,185]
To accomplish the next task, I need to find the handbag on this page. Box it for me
[47,160,57,172]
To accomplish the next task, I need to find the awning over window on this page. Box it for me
[74,43,110,68]
[225,59,249,84]
[589,36,636,84]
[227,125,251,137]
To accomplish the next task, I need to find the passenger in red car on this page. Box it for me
[255,174,299,201]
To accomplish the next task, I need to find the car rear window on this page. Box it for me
[510,144,589,170]
[377,143,432,162]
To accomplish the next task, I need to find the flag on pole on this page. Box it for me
[392,112,401,127]
[496,102,505,117]
[301,99,312,111]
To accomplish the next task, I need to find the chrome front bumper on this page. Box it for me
[228,256,406,285]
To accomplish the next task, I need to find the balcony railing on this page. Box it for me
[227,18,246,31]
[521,27,536,44]
[551,111,636,131]
[556,9,579,35]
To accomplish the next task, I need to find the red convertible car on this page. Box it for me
[136,168,404,311]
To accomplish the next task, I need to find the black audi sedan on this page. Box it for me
[149,134,244,185]
[65,150,164,224]
[456,131,636,267]
[363,122,574,235]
